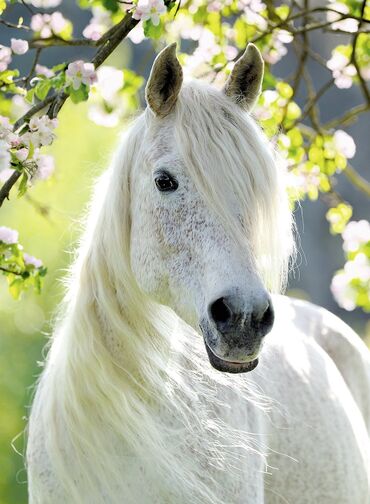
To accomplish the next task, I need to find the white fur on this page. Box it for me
[27,81,370,503]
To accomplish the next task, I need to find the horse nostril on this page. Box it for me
[260,301,274,335]
[210,297,233,326]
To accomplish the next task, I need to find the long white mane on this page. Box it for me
[29,82,295,503]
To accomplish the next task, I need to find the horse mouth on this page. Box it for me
[203,338,259,374]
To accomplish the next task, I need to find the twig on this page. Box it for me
[0,19,31,30]
[24,48,42,88]
[0,266,23,276]
[343,164,370,198]
[20,0,35,15]
[323,103,370,130]
[299,77,335,123]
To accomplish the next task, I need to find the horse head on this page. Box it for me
[129,44,293,373]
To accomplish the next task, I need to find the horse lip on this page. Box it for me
[200,322,259,374]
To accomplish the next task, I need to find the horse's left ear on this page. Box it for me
[145,43,183,118]
[223,44,264,111]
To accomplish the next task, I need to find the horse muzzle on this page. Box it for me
[200,293,274,373]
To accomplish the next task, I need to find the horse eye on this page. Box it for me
[154,171,178,193]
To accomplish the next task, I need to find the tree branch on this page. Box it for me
[29,37,98,48]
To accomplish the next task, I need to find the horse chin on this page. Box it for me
[202,337,259,374]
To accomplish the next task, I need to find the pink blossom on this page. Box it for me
[66,61,97,90]
[333,130,356,159]
[11,38,29,55]
[133,0,167,26]
[24,252,43,268]
[35,64,55,78]
[0,226,19,244]
[31,12,68,39]
[83,7,112,41]
[0,45,12,72]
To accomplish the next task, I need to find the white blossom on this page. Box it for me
[330,271,357,311]
[23,115,58,148]
[0,140,11,173]
[25,0,61,6]
[342,220,370,252]
[11,38,29,55]
[34,153,55,180]
[88,66,124,127]
[327,2,358,33]
[31,12,68,39]
[133,0,167,26]
[14,147,29,162]
[0,45,12,72]
[128,23,146,44]
[0,226,19,244]
[333,130,356,159]
[11,95,31,118]
[327,51,356,89]
[344,254,370,282]
[66,61,97,90]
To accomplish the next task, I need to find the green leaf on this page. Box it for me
[102,0,119,12]
[67,84,89,103]
[143,19,164,40]
[8,278,24,300]
[17,172,28,198]
[275,5,290,20]
[25,88,35,104]
[35,79,51,100]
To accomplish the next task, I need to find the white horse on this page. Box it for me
[27,43,370,503]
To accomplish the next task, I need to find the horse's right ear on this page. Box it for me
[223,44,264,111]
[145,43,183,118]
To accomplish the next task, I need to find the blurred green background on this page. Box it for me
[0,102,120,503]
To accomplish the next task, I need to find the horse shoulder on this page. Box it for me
[256,317,370,503]
[273,295,370,431]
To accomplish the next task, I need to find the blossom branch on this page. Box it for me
[0,12,139,208]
